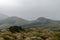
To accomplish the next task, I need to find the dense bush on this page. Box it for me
[8,26,24,33]
[4,37,11,40]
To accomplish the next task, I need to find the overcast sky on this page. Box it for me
[0,0,60,20]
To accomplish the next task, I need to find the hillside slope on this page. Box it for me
[0,16,30,25]
[0,13,8,21]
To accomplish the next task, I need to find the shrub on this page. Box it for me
[8,26,24,33]
[4,37,11,40]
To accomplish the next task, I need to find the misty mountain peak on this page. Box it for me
[37,17,49,20]
[35,17,53,22]
[0,13,8,20]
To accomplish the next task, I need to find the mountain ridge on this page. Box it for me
[0,13,8,21]
[0,14,60,30]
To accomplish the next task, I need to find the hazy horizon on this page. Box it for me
[0,0,60,20]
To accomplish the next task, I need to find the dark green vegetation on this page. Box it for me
[8,26,24,33]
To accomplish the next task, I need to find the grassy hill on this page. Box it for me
[0,17,60,31]
[0,16,30,25]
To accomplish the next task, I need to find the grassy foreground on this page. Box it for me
[0,26,60,40]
